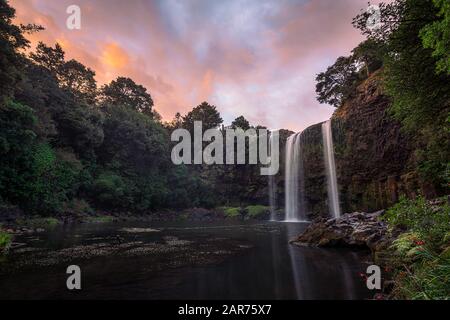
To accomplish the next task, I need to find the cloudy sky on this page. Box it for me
[11,0,383,132]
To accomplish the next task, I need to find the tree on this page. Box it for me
[0,100,37,205]
[231,116,250,130]
[96,104,170,210]
[315,56,359,108]
[99,77,154,117]
[0,0,42,98]
[60,59,97,104]
[182,101,223,130]
[420,0,450,75]
[30,43,98,104]
[351,39,386,77]
[29,42,65,76]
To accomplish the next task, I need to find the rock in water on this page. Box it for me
[290,210,390,250]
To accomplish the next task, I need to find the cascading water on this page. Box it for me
[322,119,341,219]
[284,132,307,222]
[268,131,278,221]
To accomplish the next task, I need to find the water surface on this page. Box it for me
[0,221,371,299]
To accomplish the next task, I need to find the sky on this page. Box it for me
[11,0,384,132]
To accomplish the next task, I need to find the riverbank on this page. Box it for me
[291,197,450,299]
[0,204,273,226]
[0,205,274,254]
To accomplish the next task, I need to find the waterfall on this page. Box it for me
[268,131,278,221]
[322,120,341,219]
[284,132,306,222]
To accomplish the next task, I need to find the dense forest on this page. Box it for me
[0,0,280,218]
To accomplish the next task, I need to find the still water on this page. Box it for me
[0,221,371,299]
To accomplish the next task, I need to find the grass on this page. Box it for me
[0,231,12,254]
[16,217,60,228]
[392,247,450,299]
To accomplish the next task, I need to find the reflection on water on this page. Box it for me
[0,221,371,300]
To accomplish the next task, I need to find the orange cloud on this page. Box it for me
[101,42,129,69]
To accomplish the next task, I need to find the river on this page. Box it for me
[0,220,372,299]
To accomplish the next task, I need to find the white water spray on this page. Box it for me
[268,131,278,221]
[322,120,341,219]
[284,133,306,222]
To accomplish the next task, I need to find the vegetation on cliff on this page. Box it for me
[317,0,449,199]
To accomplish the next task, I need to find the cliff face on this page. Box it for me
[300,71,433,218]
[333,72,417,213]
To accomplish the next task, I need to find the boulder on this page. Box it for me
[291,210,389,250]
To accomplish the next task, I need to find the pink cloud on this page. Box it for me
[11,0,380,131]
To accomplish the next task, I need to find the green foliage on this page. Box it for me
[221,207,241,218]
[30,43,98,105]
[385,196,450,245]
[385,196,450,299]
[391,232,424,258]
[100,77,154,117]
[315,39,386,108]
[420,0,450,75]
[16,217,60,228]
[315,56,359,108]
[0,0,269,218]
[393,246,450,299]
[245,205,270,218]
[351,39,386,76]
[0,230,13,255]
[0,100,37,204]
[353,0,450,191]
[92,173,128,209]
[0,230,12,253]
[0,0,42,97]
[24,144,82,215]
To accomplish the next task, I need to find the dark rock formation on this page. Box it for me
[333,71,426,213]
[290,210,391,251]
[294,71,434,219]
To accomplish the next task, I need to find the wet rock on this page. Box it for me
[291,210,389,250]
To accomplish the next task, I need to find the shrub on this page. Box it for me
[384,196,450,246]
[0,231,12,254]
[221,207,241,218]
[92,173,128,208]
[245,205,270,218]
